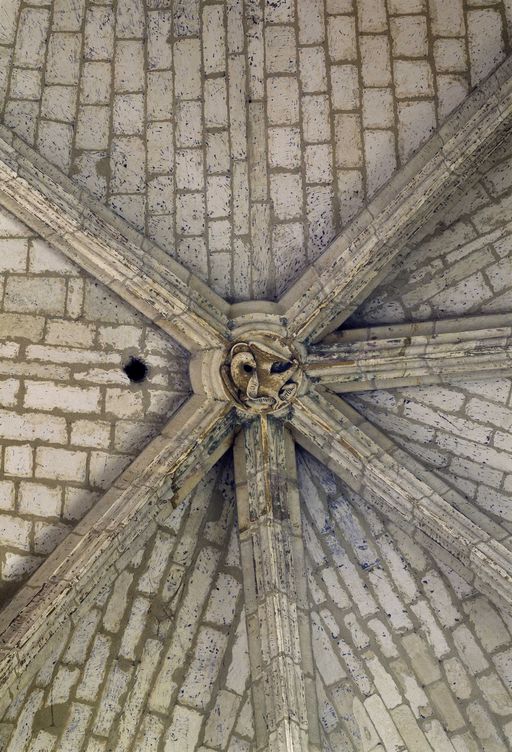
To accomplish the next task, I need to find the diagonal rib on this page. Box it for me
[0,395,235,709]
[290,387,512,618]
[0,126,230,352]
[281,56,512,345]
[306,313,512,391]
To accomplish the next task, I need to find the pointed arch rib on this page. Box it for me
[234,417,321,752]
[290,387,512,617]
[0,396,235,710]
[0,127,230,352]
[281,56,512,345]
[306,314,512,392]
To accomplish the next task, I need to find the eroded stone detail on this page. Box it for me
[221,338,302,414]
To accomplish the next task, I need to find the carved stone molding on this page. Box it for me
[221,336,303,414]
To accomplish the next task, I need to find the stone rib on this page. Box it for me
[234,417,321,752]
[280,55,512,345]
[306,314,512,391]
[0,126,230,352]
[0,395,235,710]
[290,387,512,616]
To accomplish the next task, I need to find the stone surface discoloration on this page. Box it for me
[300,450,512,752]
[234,419,320,750]
[0,0,510,302]
[0,205,190,592]
[0,4,512,752]
[0,461,256,752]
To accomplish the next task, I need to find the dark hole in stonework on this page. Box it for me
[243,364,254,373]
[270,361,291,374]
[123,356,148,383]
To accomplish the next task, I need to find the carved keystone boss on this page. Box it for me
[221,337,302,413]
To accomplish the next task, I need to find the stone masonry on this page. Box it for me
[1,2,512,752]
[0,0,510,299]
[0,203,190,595]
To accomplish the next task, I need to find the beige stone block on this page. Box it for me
[14,9,51,68]
[177,237,208,279]
[0,480,15,510]
[64,487,98,522]
[206,132,229,175]
[397,100,436,161]
[163,705,203,751]
[360,35,391,86]
[46,33,81,85]
[113,93,144,135]
[268,127,301,169]
[115,40,145,92]
[298,46,327,93]
[204,78,228,129]
[203,5,225,74]
[467,9,506,86]
[116,0,145,38]
[362,88,394,128]
[357,0,387,32]
[364,129,396,196]
[265,26,297,74]
[337,169,364,223]
[437,74,468,119]
[148,10,173,70]
[10,68,42,101]
[270,173,303,220]
[0,0,20,43]
[394,60,434,98]
[207,176,231,219]
[147,70,173,120]
[176,193,205,236]
[4,444,33,478]
[84,7,115,60]
[41,85,77,123]
[35,447,87,482]
[0,239,28,272]
[330,64,359,110]
[111,137,145,193]
[174,38,201,99]
[208,220,231,252]
[328,15,357,60]
[71,420,111,449]
[429,0,464,36]
[388,0,425,11]
[302,94,331,143]
[298,0,325,43]
[305,144,333,184]
[105,388,144,418]
[0,514,31,549]
[19,482,62,517]
[267,76,300,125]
[335,113,363,168]
[25,381,101,415]
[80,62,111,105]
[390,15,428,58]
[434,38,467,73]
[4,277,67,316]
[89,452,131,490]
[46,320,96,348]
[176,100,202,147]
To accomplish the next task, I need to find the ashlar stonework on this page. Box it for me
[1,2,512,752]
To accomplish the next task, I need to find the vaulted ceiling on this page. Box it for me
[0,2,512,751]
